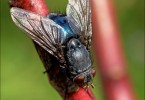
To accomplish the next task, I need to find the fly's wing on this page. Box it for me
[67,0,92,50]
[10,7,66,64]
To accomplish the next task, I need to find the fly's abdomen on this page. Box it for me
[48,13,74,42]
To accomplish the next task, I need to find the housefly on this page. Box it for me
[10,0,96,90]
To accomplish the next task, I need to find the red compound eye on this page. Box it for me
[91,69,96,77]
[74,74,85,84]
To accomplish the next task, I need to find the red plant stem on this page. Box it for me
[91,0,136,100]
[65,88,95,100]
[9,0,49,16]
[9,0,95,100]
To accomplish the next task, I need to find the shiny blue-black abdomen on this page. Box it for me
[48,14,74,40]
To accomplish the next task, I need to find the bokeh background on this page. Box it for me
[1,0,144,100]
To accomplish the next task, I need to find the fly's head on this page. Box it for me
[66,38,96,89]
[73,68,96,90]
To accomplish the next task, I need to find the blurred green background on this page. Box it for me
[1,0,144,100]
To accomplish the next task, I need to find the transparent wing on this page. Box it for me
[67,0,92,49]
[10,7,66,63]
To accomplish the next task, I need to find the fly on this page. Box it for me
[10,0,96,90]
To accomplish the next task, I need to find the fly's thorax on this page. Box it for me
[66,38,91,73]
[65,38,96,86]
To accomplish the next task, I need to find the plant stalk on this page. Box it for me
[91,0,136,100]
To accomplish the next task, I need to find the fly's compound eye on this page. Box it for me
[74,74,85,84]
[91,69,96,77]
